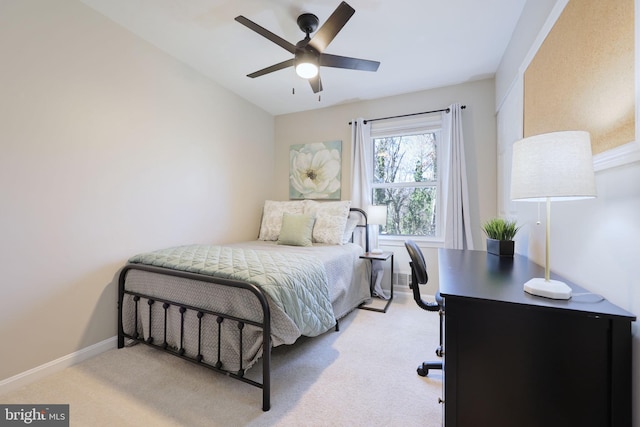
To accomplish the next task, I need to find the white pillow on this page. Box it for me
[342,217,360,244]
[258,200,306,241]
[305,200,351,245]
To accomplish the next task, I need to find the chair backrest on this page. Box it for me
[405,240,428,285]
[405,240,440,312]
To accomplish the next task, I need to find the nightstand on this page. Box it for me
[358,251,394,313]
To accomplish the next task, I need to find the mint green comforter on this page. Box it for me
[128,244,336,337]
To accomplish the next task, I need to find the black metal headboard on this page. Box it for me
[349,207,369,253]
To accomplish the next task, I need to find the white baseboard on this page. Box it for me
[0,336,117,395]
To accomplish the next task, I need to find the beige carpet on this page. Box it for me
[1,292,443,426]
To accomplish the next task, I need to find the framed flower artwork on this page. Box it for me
[289,141,342,200]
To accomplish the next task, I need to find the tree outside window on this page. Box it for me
[372,131,440,237]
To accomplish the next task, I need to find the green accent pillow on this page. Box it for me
[277,213,315,247]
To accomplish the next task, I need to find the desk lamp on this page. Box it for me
[510,131,596,299]
[367,205,388,254]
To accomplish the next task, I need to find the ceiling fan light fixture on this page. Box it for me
[295,50,319,79]
[294,49,318,79]
[295,61,318,79]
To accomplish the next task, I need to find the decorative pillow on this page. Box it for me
[277,213,315,247]
[305,200,351,245]
[258,200,306,241]
[341,217,360,244]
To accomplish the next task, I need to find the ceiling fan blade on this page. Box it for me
[308,1,355,53]
[309,74,323,93]
[320,53,380,72]
[235,15,297,54]
[247,59,295,78]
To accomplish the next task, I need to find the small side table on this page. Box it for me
[359,251,394,313]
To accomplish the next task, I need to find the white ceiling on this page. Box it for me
[81,0,526,116]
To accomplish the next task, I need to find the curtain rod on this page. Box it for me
[348,105,466,125]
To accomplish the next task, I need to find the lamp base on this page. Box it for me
[523,278,572,300]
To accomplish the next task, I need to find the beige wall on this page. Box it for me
[0,0,275,381]
[496,0,640,424]
[275,79,498,292]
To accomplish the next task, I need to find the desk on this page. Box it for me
[438,249,635,427]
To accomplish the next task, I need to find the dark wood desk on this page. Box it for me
[438,249,636,427]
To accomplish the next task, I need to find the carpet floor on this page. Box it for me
[1,292,444,426]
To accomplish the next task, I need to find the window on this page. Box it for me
[370,116,442,239]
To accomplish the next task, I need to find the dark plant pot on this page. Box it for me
[487,238,514,257]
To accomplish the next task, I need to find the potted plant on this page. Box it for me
[482,218,520,257]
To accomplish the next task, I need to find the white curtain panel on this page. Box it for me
[441,103,475,250]
[350,118,372,210]
[350,118,389,298]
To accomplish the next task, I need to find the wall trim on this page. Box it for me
[593,140,640,171]
[0,336,117,395]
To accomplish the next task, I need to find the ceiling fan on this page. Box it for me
[235,1,380,94]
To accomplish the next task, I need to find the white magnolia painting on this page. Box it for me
[289,141,342,200]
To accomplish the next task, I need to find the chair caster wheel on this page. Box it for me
[436,347,443,357]
[417,365,428,377]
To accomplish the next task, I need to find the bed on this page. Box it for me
[117,201,370,411]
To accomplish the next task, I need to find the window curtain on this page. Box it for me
[441,103,475,250]
[350,118,372,210]
[350,118,388,299]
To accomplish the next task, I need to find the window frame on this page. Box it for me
[369,115,445,245]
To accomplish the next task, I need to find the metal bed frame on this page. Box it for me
[117,207,368,411]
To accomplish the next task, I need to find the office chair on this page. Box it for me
[404,240,444,377]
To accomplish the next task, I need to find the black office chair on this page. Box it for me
[405,240,444,377]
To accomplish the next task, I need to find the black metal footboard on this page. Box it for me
[117,264,272,411]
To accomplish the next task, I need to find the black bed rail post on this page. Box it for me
[163,303,170,349]
[197,311,204,362]
[146,299,155,343]
[262,301,271,411]
[243,284,271,411]
[349,207,369,253]
[117,267,126,348]
[215,317,223,368]
[240,282,272,411]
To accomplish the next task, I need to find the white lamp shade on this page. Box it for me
[511,131,597,202]
[367,205,388,225]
